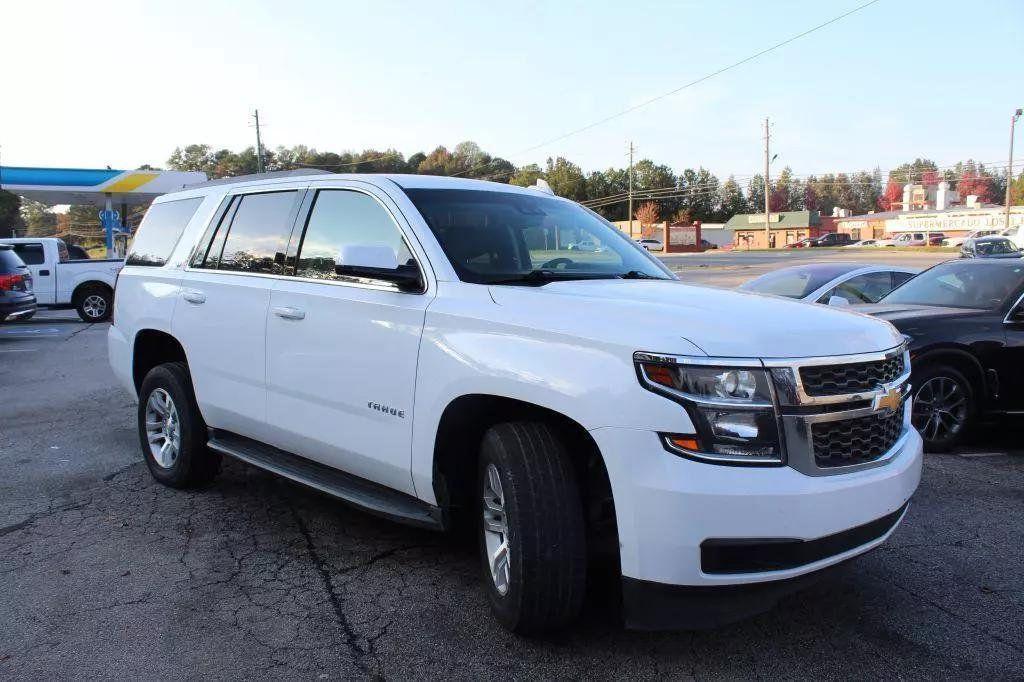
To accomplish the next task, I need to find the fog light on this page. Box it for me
[709,411,759,439]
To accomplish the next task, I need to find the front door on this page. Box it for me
[172,187,305,442]
[999,292,1024,410]
[265,184,432,494]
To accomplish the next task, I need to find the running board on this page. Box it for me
[207,430,444,531]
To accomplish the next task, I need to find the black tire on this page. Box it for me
[74,285,112,322]
[912,363,974,452]
[477,421,586,634]
[137,361,221,488]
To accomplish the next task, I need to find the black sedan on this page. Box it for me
[856,259,1024,451]
[960,236,1022,259]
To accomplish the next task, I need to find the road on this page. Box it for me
[1,268,1022,679]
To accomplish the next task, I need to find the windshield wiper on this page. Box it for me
[486,270,609,286]
[617,270,664,280]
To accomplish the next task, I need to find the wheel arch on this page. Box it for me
[133,328,189,393]
[432,393,620,559]
[71,279,113,304]
[911,344,989,403]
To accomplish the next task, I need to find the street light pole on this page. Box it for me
[1006,108,1022,231]
[764,118,771,248]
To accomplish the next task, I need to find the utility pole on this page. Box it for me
[252,109,265,174]
[1006,108,1022,230]
[628,141,635,238]
[763,118,771,248]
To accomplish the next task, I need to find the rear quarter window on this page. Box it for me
[126,197,205,266]
[0,249,28,273]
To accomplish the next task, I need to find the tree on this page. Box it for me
[634,201,660,237]
[21,199,57,237]
[803,178,819,212]
[746,175,766,215]
[167,144,217,174]
[510,164,544,188]
[956,160,998,204]
[878,180,903,211]
[1010,171,1024,205]
[889,158,938,185]
[0,190,23,237]
[717,176,748,220]
[544,157,586,200]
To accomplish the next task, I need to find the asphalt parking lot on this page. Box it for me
[1,254,1022,680]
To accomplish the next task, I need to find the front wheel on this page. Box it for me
[137,361,221,487]
[912,364,974,452]
[478,421,586,634]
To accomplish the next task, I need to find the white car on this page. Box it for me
[842,239,883,248]
[109,172,922,633]
[1000,225,1024,249]
[0,237,123,321]
[942,229,1000,248]
[739,263,919,305]
[635,238,664,251]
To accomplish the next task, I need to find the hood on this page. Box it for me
[853,303,988,325]
[488,279,902,358]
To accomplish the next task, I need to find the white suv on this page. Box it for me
[109,172,922,633]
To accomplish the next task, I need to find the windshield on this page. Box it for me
[975,239,1020,256]
[880,261,1024,309]
[402,188,672,284]
[739,264,861,298]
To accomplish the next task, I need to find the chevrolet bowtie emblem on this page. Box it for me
[873,386,903,415]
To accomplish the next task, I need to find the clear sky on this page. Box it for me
[1,0,1022,180]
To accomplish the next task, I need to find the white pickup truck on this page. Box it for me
[0,237,123,321]
[109,172,923,633]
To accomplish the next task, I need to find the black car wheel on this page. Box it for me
[74,286,112,322]
[912,364,973,451]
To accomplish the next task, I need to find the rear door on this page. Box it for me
[10,242,52,303]
[264,182,433,493]
[172,186,305,442]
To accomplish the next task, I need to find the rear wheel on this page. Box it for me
[137,361,220,487]
[912,364,973,452]
[477,421,586,634]
[75,286,112,322]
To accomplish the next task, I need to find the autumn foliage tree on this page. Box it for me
[635,201,660,238]
[878,180,903,211]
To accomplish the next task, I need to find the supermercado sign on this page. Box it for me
[885,209,1024,234]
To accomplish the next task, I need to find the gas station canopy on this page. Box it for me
[0,166,207,207]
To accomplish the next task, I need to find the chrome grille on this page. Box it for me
[799,355,904,397]
[811,412,903,468]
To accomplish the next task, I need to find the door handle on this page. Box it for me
[272,306,305,320]
[39,269,50,276]
[181,289,206,304]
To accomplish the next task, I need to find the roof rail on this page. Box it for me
[183,168,332,189]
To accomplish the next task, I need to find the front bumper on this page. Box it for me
[590,422,922,624]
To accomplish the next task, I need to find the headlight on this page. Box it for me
[636,354,783,466]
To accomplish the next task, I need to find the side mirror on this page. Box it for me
[827,295,851,307]
[335,244,422,292]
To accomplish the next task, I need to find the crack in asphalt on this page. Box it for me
[286,494,380,678]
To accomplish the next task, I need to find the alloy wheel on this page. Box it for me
[482,463,511,596]
[83,294,107,319]
[912,376,968,443]
[145,388,181,468]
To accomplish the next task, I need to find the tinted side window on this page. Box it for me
[892,271,915,287]
[827,271,895,304]
[294,190,413,281]
[127,197,204,266]
[12,243,45,265]
[218,192,298,274]
[0,249,27,272]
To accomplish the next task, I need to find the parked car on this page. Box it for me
[856,259,1024,451]
[568,239,602,252]
[110,173,922,633]
[739,263,919,305]
[785,237,814,248]
[960,236,1022,259]
[635,238,663,251]
[843,239,883,248]
[809,233,853,247]
[943,229,1000,248]
[0,244,37,322]
[1000,225,1024,249]
[0,237,123,321]
[887,232,945,247]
